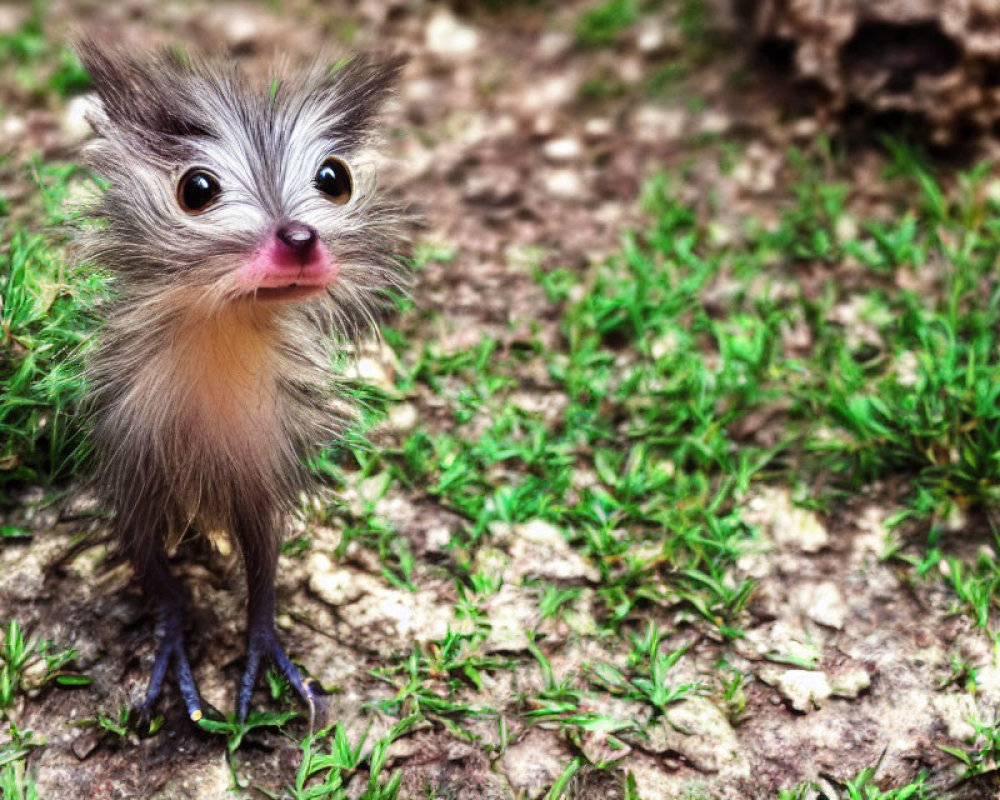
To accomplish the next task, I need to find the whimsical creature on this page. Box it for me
[78,41,407,723]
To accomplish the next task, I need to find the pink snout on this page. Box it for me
[232,222,338,299]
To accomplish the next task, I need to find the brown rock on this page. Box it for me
[741,0,1000,143]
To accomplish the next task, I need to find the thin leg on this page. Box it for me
[237,581,322,721]
[135,548,204,724]
[236,537,322,722]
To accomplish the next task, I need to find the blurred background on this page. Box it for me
[5,2,1000,799]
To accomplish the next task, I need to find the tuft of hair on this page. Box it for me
[75,40,409,562]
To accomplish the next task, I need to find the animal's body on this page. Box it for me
[77,41,406,722]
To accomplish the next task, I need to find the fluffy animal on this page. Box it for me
[77,41,407,723]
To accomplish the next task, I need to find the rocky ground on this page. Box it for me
[4,1,1000,799]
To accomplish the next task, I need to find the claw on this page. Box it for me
[236,623,323,722]
[137,616,203,729]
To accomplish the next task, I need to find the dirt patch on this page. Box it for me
[3,1,999,798]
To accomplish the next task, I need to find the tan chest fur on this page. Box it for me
[119,302,287,494]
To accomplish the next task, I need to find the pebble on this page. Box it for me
[646,698,746,773]
[635,21,667,56]
[791,117,821,140]
[698,110,731,135]
[349,354,395,391]
[988,179,1000,206]
[1,114,27,143]
[508,519,601,582]
[584,117,613,139]
[221,15,261,49]
[308,553,371,606]
[0,4,29,35]
[542,137,582,162]
[544,169,584,199]
[617,56,644,84]
[794,581,848,630]
[634,105,687,143]
[501,730,570,798]
[894,351,919,388]
[776,669,832,712]
[386,402,418,433]
[830,668,871,698]
[750,487,830,553]
[424,525,453,554]
[483,584,538,651]
[522,75,578,113]
[426,9,479,57]
[537,31,573,61]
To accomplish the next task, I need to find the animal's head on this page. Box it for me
[77,41,407,335]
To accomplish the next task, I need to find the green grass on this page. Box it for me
[8,60,1000,789]
[267,717,418,800]
[302,138,1000,788]
[575,0,640,47]
[332,179,778,644]
[1,157,104,489]
[0,3,90,102]
[334,138,1000,790]
[0,621,87,709]
[0,224,101,485]
[778,766,930,799]
[0,759,40,800]
[0,621,87,800]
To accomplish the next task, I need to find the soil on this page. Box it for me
[3,1,999,799]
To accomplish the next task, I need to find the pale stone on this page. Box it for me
[645,698,745,773]
[1,114,26,142]
[308,553,375,606]
[750,488,830,553]
[776,669,832,712]
[584,117,613,139]
[542,137,583,162]
[507,519,601,582]
[544,169,584,199]
[634,105,687,142]
[933,692,978,741]
[311,554,453,645]
[835,214,859,244]
[349,354,394,391]
[794,581,848,630]
[501,729,570,798]
[483,584,538,651]
[386,402,418,432]
[522,75,578,112]
[358,472,391,505]
[743,621,822,666]
[830,668,871,698]
[538,31,573,61]
[637,24,667,54]
[699,110,731,135]
[424,525,453,553]
[0,4,28,35]
[426,9,479,57]
[222,14,260,48]
[894,350,920,387]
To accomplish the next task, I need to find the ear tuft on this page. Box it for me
[73,38,213,153]
[322,53,407,144]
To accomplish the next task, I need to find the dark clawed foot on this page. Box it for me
[137,617,204,729]
[237,626,324,723]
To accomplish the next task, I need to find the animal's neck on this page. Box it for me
[171,304,279,436]
[116,297,287,460]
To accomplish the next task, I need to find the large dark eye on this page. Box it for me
[177,169,221,214]
[315,157,352,205]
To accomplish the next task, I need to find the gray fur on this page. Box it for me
[77,41,408,576]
